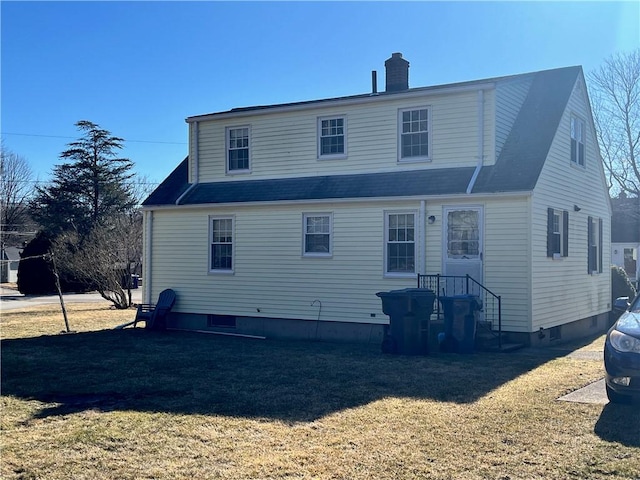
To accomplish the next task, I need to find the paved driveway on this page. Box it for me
[1,284,142,311]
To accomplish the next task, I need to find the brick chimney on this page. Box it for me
[385,52,409,92]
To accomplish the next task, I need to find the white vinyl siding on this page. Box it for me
[530,77,610,331]
[425,197,531,332]
[193,89,495,182]
[147,201,420,326]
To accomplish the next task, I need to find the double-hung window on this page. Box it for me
[385,212,416,275]
[318,117,346,158]
[547,208,569,258]
[570,116,585,167]
[587,216,603,274]
[303,213,332,256]
[399,107,430,161]
[210,217,234,273]
[227,126,250,173]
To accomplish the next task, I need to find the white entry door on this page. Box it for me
[443,206,483,284]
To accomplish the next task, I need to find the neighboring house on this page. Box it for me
[1,246,22,283]
[611,196,640,288]
[142,53,611,346]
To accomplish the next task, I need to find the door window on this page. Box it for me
[447,210,480,259]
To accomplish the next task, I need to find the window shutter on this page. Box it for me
[562,210,569,257]
[547,208,554,257]
[587,216,593,273]
[598,217,603,273]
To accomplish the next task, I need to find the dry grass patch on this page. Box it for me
[1,304,638,479]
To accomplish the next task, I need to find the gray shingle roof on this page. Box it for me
[143,66,582,207]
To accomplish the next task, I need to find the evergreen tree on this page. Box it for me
[31,120,135,234]
[25,121,140,307]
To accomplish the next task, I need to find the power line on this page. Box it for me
[1,132,187,145]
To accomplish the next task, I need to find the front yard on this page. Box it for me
[1,304,638,479]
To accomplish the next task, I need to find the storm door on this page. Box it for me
[443,207,483,286]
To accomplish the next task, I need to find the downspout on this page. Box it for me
[176,120,199,205]
[144,210,153,304]
[466,89,485,194]
[420,200,427,275]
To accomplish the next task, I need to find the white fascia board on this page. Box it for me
[185,82,496,124]
[141,190,530,212]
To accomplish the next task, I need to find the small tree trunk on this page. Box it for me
[50,253,71,333]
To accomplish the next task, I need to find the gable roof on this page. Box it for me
[144,66,582,207]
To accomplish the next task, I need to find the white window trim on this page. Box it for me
[302,212,333,257]
[317,115,347,160]
[226,125,252,175]
[570,114,586,169]
[384,210,418,277]
[398,106,431,163]
[209,215,235,274]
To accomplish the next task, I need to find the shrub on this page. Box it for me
[17,231,93,295]
[611,265,637,307]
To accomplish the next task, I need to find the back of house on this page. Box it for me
[142,53,611,347]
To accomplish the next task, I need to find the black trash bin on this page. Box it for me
[439,295,481,353]
[376,288,436,355]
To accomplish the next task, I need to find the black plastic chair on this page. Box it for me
[134,288,176,330]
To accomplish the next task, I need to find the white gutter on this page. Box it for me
[142,190,532,212]
[420,200,427,275]
[175,121,199,205]
[144,210,153,304]
[466,89,485,194]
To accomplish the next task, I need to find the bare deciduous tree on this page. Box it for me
[0,144,36,248]
[588,49,640,199]
[53,211,143,309]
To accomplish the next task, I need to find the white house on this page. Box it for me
[142,53,611,347]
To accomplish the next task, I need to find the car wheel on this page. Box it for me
[606,383,631,404]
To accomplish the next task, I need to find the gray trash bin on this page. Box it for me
[376,288,436,355]
[439,295,481,353]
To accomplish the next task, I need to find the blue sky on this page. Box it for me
[2,1,639,186]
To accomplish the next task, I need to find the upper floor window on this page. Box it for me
[227,126,250,173]
[318,117,346,159]
[570,116,585,167]
[303,213,332,256]
[210,216,234,273]
[547,208,569,258]
[587,216,603,274]
[385,212,416,275]
[399,107,430,162]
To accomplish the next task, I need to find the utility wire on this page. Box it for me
[1,132,187,145]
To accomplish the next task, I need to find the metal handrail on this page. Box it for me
[417,274,502,349]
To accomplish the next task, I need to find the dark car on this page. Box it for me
[604,295,640,403]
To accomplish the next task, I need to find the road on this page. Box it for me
[0,284,142,312]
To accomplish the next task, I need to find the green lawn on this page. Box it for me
[1,304,638,479]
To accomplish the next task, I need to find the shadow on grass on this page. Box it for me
[594,403,640,447]
[2,329,557,422]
